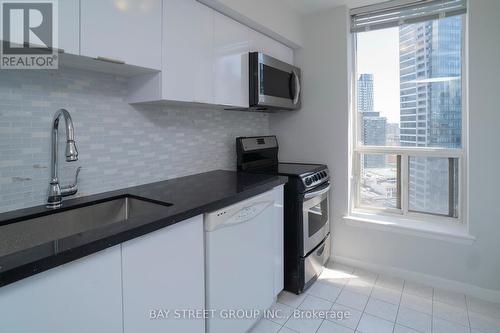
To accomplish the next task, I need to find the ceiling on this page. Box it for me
[278,0,387,15]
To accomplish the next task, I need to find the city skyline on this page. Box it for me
[357,15,463,215]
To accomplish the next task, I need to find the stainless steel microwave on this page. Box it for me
[249,52,301,111]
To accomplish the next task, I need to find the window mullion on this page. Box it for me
[355,152,361,209]
[401,154,409,215]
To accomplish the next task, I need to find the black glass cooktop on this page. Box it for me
[278,163,326,177]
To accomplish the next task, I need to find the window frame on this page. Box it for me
[349,14,468,226]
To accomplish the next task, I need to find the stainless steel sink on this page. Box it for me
[0,196,172,257]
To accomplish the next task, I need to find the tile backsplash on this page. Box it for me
[0,68,269,213]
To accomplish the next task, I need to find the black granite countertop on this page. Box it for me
[0,170,287,287]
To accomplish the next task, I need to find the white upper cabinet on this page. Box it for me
[213,11,252,107]
[58,0,79,54]
[127,0,294,107]
[212,12,294,108]
[249,29,294,65]
[80,0,162,70]
[162,0,214,103]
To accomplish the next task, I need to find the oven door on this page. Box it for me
[250,52,301,110]
[302,183,330,256]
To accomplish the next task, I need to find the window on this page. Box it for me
[350,0,467,223]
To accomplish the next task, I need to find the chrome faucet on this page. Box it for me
[47,109,81,208]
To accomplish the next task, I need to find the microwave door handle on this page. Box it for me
[292,70,301,105]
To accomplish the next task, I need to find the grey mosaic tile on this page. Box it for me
[0,68,269,212]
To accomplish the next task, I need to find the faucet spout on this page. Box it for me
[47,109,80,208]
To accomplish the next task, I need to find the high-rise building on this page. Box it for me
[399,16,462,215]
[358,74,387,168]
[357,74,374,113]
[386,123,400,147]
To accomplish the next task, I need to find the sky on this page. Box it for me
[356,27,400,124]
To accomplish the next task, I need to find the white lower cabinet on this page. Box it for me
[0,246,123,333]
[122,215,205,333]
[0,201,280,333]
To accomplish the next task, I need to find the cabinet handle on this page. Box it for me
[95,56,125,65]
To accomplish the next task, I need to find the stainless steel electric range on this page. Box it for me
[236,135,331,294]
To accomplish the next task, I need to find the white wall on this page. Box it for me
[197,0,303,48]
[270,0,500,296]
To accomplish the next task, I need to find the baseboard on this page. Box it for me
[332,255,500,304]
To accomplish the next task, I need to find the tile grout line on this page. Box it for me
[274,265,495,333]
[354,272,379,332]
[312,264,352,333]
[464,294,472,333]
[316,275,346,332]
[326,270,355,331]
[313,274,347,333]
[282,288,318,332]
[431,286,434,333]
[392,279,405,333]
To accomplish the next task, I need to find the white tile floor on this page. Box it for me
[250,261,500,333]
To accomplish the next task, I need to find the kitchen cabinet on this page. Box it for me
[128,0,294,107]
[211,11,294,108]
[0,246,123,333]
[162,0,214,104]
[250,29,294,65]
[58,0,79,55]
[213,11,253,107]
[0,216,205,333]
[80,0,162,70]
[122,215,205,333]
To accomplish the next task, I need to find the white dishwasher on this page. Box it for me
[204,189,276,333]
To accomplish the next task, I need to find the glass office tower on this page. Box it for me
[399,16,462,215]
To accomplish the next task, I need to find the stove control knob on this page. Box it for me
[305,177,312,186]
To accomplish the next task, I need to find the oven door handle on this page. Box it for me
[304,184,331,199]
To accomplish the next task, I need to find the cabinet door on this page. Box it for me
[0,246,123,333]
[80,0,162,70]
[122,215,205,333]
[58,0,79,54]
[249,29,294,64]
[213,11,252,107]
[273,186,285,296]
[163,0,213,104]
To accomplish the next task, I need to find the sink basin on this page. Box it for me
[0,196,172,257]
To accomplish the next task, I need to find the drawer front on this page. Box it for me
[304,233,331,286]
